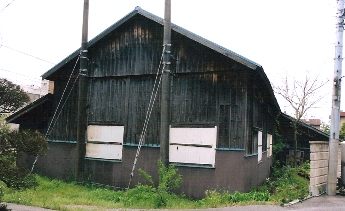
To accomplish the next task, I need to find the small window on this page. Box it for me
[267,133,273,157]
[247,128,259,155]
[85,125,124,161]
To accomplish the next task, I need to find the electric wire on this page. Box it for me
[0,44,53,64]
[45,55,80,137]
[0,0,15,12]
[0,68,42,83]
[127,45,166,188]
[31,55,80,173]
[46,74,80,139]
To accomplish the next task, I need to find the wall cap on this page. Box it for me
[309,141,329,144]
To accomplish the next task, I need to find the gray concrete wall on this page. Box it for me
[309,141,341,196]
[22,142,272,199]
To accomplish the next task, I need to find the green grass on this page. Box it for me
[1,164,310,210]
[2,177,124,210]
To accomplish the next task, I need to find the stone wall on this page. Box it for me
[309,141,341,196]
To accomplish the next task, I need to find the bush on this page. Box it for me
[122,185,160,208]
[157,161,182,193]
[0,118,47,190]
[129,160,183,208]
[199,190,270,207]
[0,181,10,211]
[9,130,47,156]
[261,163,310,203]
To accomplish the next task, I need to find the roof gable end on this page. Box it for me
[42,7,259,79]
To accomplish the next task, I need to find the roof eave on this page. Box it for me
[6,94,53,123]
[280,113,329,139]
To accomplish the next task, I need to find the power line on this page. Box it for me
[0,0,15,12]
[128,45,166,188]
[0,67,42,83]
[0,44,53,64]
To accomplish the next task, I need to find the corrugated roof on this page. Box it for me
[42,7,260,79]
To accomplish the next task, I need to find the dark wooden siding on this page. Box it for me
[246,73,276,154]
[48,14,277,152]
[125,77,161,145]
[48,62,79,142]
[89,16,163,77]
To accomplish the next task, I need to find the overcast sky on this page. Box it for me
[0,0,338,122]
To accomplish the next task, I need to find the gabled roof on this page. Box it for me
[6,94,53,123]
[279,113,329,141]
[42,7,260,79]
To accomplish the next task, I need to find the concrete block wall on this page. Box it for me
[309,141,329,196]
[309,141,342,196]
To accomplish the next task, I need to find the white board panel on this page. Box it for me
[267,134,272,157]
[269,135,273,157]
[258,131,262,146]
[258,146,262,162]
[169,127,217,147]
[258,131,262,162]
[87,125,124,143]
[169,145,215,166]
[86,143,122,160]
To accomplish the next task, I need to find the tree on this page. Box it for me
[321,121,330,135]
[274,75,327,166]
[0,78,29,114]
[0,117,47,189]
[339,122,345,140]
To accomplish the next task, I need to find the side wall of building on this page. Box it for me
[22,14,274,198]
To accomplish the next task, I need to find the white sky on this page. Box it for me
[0,0,338,122]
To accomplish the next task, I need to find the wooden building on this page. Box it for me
[8,7,288,198]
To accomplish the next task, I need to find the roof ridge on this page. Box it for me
[42,7,260,78]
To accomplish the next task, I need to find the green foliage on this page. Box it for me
[321,122,330,135]
[260,163,310,203]
[0,118,47,190]
[9,130,47,156]
[272,132,285,161]
[199,190,270,207]
[0,182,4,202]
[1,163,310,210]
[0,78,29,113]
[130,161,183,208]
[138,168,153,186]
[340,123,345,140]
[157,161,182,193]
[122,184,163,208]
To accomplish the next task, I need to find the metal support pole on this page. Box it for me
[340,141,345,185]
[76,0,89,181]
[160,0,171,166]
[327,0,344,195]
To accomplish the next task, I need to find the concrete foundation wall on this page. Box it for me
[22,142,272,198]
[309,141,341,196]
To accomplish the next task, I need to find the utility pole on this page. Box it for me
[160,0,171,166]
[76,0,89,181]
[327,0,345,195]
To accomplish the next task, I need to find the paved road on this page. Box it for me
[5,195,345,211]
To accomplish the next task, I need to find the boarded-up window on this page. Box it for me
[85,125,124,161]
[267,133,273,157]
[169,127,217,167]
[257,131,263,162]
